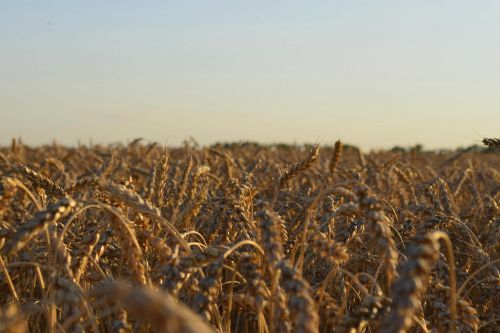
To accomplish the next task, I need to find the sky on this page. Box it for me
[1,1,499,149]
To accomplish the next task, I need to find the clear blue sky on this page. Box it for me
[1,1,499,149]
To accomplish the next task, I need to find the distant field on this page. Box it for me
[0,140,498,332]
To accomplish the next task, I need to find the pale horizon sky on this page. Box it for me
[1,1,499,149]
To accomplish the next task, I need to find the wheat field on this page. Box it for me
[0,139,498,333]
